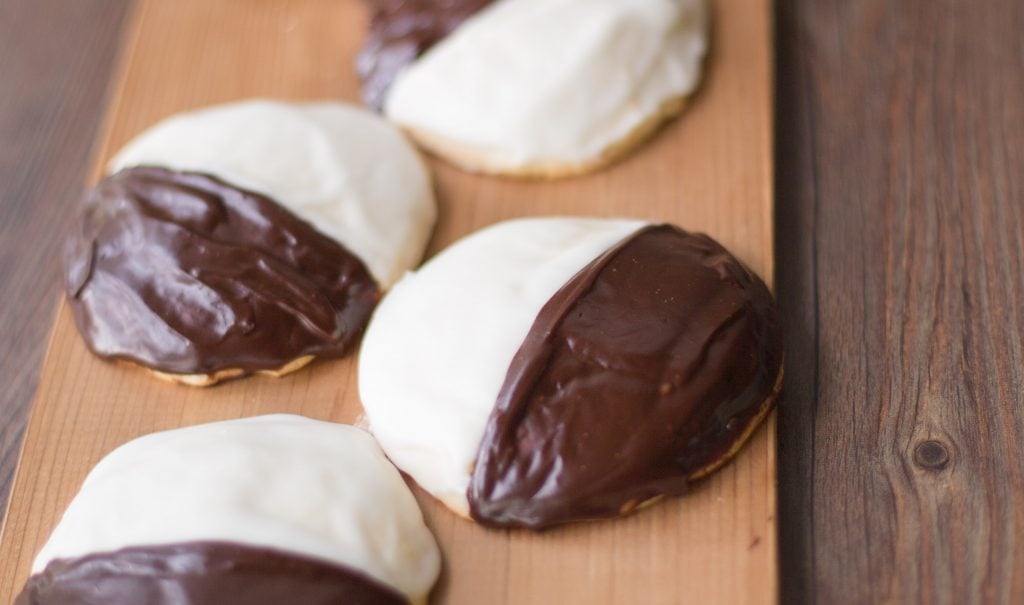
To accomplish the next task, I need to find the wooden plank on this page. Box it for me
[775,0,1024,603]
[0,0,133,519]
[0,0,776,602]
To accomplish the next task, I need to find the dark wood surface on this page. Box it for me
[776,1,1024,603]
[0,0,133,510]
[1,0,1022,603]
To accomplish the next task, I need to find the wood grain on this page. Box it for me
[0,0,133,521]
[776,1,1024,603]
[0,0,776,603]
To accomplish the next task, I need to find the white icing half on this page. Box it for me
[384,0,708,173]
[33,415,440,603]
[110,100,436,288]
[359,217,645,515]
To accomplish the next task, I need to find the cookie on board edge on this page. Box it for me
[16,415,441,605]
[359,217,783,529]
[357,0,709,178]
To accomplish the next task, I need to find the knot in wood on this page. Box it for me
[913,440,950,471]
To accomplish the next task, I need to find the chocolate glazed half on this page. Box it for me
[357,0,495,110]
[65,167,380,378]
[468,225,783,529]
[16,542,407,605]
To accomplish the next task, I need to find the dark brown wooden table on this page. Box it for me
[1,0,1021,602]
[0,0,132,515]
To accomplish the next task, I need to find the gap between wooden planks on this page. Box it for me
[0,0,776,602]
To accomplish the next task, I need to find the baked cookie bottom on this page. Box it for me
[143,355,316,387]
[400,94,690,179]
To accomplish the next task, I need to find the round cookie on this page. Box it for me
[358,0,709,177]
[359,217,783,529]
[18,415,441,605]
[67,100,436,386]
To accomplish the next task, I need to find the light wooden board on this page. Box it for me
[0,1,776,602]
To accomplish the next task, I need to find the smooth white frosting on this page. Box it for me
[33,415,441,603]
[110,100,436,288]
[359,217,645,515]
[384,0,708,173]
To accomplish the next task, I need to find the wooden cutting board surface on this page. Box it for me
[0,0,775,602]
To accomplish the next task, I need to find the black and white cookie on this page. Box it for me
[358,0,708,177]
[359,218,783,529]
[66,100,436,385]
[18,415,440,604]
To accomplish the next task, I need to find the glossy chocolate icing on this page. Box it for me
[468,225,783,529]
[357,0,495,110]
[65,167,380,378]
[16,542,406,605]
